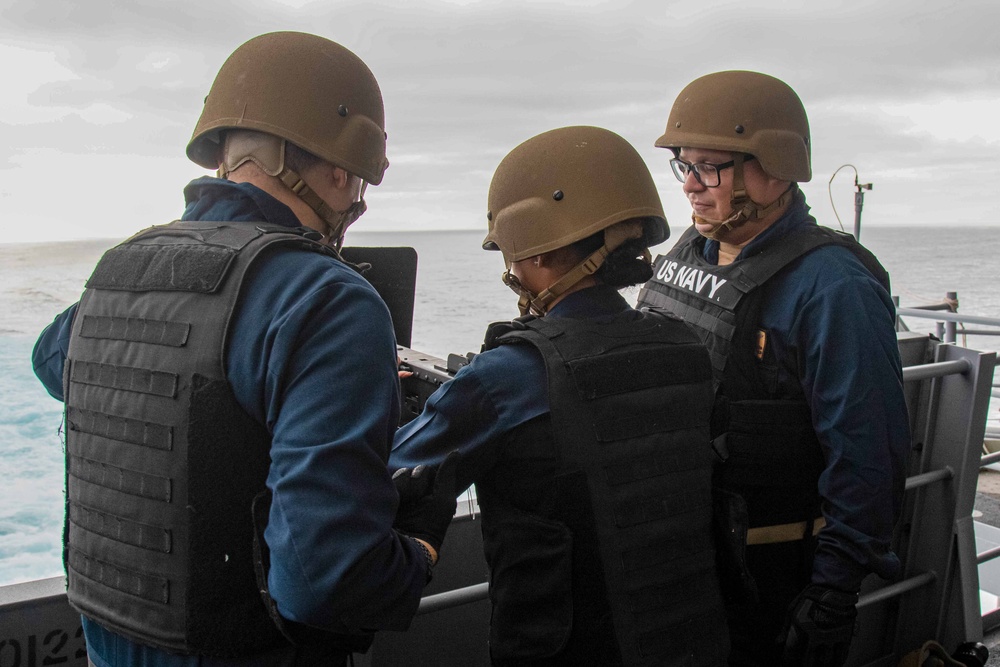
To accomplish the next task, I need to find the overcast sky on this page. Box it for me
[2,0,999,244]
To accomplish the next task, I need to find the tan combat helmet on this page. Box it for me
[655,70,810,232]
[187,31,387,247]
[483,125,668,316]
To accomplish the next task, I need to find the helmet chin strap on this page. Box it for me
[276,170,367,251]
[219,132,367,251]
[500,220,648,316]
[693,154,793,240]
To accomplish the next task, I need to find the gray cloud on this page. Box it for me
[1,0,998,241]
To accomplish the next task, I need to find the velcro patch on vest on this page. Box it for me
[68,407,173,451]
[68,547,170,604]
[70,455,172,503]
[69,456,172,503]
[87,243,235,293]
[649,256,736,306]
[72,361,178,398]
[569,347,711,399]
[71,503,172,554]
[80,315,190,347]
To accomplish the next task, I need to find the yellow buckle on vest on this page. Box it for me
[746,517,826,546]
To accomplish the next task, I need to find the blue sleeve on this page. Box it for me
[768,248,909,591]
[390,343,549,492]
[226,250,426,633]
[32,302,79,401]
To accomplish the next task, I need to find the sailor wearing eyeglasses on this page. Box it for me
[637,71,909,667]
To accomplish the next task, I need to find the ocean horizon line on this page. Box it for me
[3,221,1000,249]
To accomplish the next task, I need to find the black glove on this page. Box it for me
[781,584,859,667]
[392,450,460,556]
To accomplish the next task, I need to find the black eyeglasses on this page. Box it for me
[669,155,755,188]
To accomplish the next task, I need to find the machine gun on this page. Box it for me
[397,346,475,425]
[336,245,475,424]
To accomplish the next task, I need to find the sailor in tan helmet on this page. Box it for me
[637,71,910,666]
[187,30,390,250]
[32,32,456,667]
[392,126,729,666]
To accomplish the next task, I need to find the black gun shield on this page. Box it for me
[340,246,418,347]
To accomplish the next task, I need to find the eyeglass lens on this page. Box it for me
[670,158,721,187]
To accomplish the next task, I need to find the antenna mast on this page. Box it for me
[828,165,873,240]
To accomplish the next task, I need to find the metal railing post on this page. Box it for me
[946,292,958,343]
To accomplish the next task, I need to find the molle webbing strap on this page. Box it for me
[613,484,711,528]
[68,407,173,452]
[69,455,172,503]
[79,316,190,347]
[628,571,712,613]
[603,442,712,485]
[71,361,178,398]
[71,504,172,554]
[68,547,169,604]
[595,407,710,444]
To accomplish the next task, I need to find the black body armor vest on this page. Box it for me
[62,221,336,657]
[636,223,890,532]
[475,309,729,666]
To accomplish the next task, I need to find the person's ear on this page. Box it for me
[331,165,351,191]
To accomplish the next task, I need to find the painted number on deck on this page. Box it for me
[0,626,86,666]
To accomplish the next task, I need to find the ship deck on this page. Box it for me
[974,473,1000,665]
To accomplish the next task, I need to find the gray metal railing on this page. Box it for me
[850,338,995,662]
[896,294,1000,345]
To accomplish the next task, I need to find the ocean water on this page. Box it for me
[1,226,998,586]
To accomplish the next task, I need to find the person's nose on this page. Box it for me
[681,170,705,194]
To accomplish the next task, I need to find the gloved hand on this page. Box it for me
[781,584,859,667]
[392,450,460,557]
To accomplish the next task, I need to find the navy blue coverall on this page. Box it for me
[33,177,428,667]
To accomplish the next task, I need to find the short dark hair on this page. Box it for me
[284,141,323,174]
[568,220,655,288]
